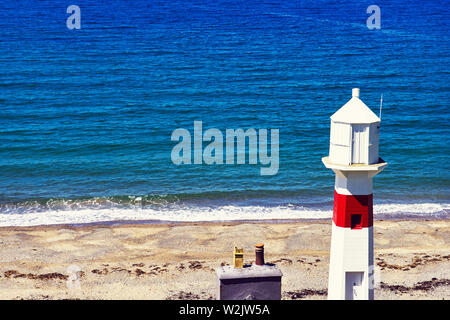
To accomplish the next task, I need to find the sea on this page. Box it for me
[0,0,448,226]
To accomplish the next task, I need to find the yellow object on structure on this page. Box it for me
[233,247,243,268]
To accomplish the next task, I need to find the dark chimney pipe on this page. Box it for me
[255,243,264,266]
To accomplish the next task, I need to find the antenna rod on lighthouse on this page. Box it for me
[379,94,383,120]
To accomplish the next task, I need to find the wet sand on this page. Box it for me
[0,219,448,300]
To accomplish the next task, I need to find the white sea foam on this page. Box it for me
[0,202,447,227]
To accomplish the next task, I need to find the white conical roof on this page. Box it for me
[330,88,380,124]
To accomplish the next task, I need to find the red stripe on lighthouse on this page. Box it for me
[333,190,373,228]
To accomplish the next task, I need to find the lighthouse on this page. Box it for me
[322,88,387,300]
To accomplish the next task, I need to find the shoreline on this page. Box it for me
[0,218,331,230]
[0,200,447,228]
[0,215,448,230]
[0,218,449,299]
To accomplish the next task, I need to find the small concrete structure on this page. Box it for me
[216,265,282,300]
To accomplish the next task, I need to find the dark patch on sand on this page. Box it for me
[188,261,203,270]
[166,291,214,300]
[376,254,450,271]
[132,263,145,267]
[270,258,293,264]
[4,270,68,281]
[380,278,450,294]
[283,289,327,300]
[91,264,169,276]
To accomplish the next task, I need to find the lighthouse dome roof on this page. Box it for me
[330,88,380,124]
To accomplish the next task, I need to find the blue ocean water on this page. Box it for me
[0,0,449,226]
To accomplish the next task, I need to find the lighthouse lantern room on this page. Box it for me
[322,88,387,300]
[329,88,380,165]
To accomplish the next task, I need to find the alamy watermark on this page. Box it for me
[171,121,279,176]
[367,5,381,30]
[66,265,82,289]
[66,5,81,30]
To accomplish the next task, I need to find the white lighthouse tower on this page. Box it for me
[322,88,387,300]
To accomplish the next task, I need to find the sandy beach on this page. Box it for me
[0,219,448,300]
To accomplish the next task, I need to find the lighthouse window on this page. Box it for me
[351,214,362,229]
[330,122,350,146]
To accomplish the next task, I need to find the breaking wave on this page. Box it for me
[0,195,447,227]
